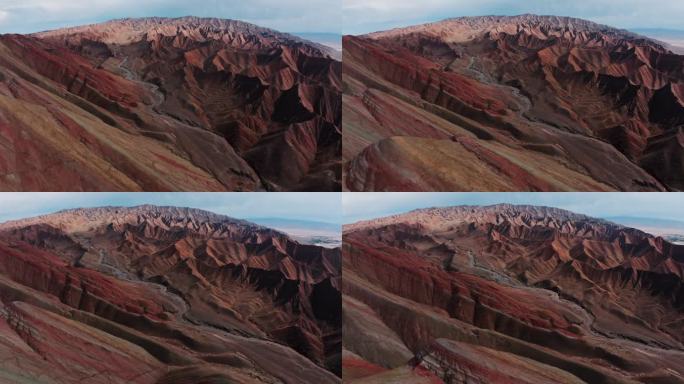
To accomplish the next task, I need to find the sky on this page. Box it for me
[343,193,684,224]
[0,193,342,224]
[343,0,684,35]
[0,0,341,34]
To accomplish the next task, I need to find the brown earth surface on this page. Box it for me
[343,204,684,383]
[0,205,341,383]
[343,15,684,191]
[0,17,341,191]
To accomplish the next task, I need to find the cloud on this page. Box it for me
[343,0,684,34]
[0,0,341,33]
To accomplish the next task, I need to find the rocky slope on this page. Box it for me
[343,14,684,191]
[0,205,342,383]
[0,17,341,191]
[343,204,684,383]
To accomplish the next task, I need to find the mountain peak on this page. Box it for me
[442,14,612,29]
[345,204,623,234]
[366,13,651,46]
[56,204,236,220]
[34,16,272,36]
[31,16,332,53]
[0,205,256,233]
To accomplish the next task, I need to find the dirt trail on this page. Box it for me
[466,56,532,114]
[116,56,165,108]
[73,234,190,318]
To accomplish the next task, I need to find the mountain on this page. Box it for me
[0,205,342,383]
[343,204,684,383]
[343,14,684,191]
[0,17,341,191]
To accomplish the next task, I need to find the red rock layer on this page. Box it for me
[343,15,684,191]
[343,204,684,384]
[0,17,341,191]
[0,205,341,383]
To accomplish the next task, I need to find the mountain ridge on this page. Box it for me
[367,14,649,42]
[0,205,256,229]
[32,16,339,59]
[345,204,626,233]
